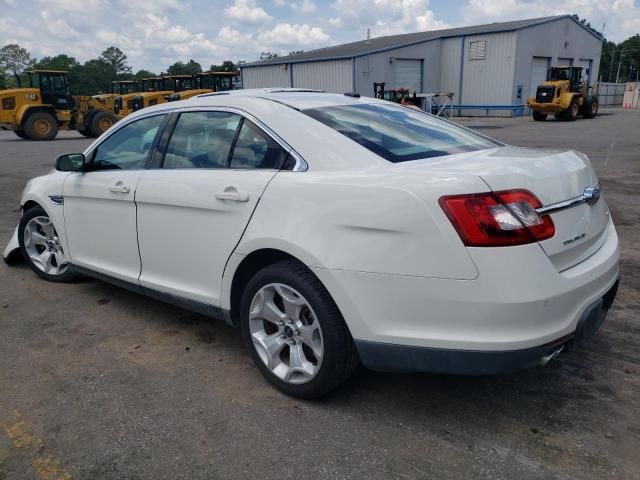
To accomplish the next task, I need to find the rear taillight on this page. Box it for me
[439,189,555,247]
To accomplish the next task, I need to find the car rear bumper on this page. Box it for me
[355,278,619,374]
[311,217,620,371]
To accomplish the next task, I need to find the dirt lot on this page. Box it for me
[1,109,639,480]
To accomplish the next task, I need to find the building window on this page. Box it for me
[469,41,486,60]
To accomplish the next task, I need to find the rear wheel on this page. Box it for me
[532,110,547,121]
[583,97,598,119]
[13,129,28,139]
[18,206,76,282]
[77,127,94,138]
[89,111,117,137]
[240,260,359,398]
[562,98,579,121]
[23,111,59,140]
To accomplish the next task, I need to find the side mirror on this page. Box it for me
[55,153,85,172]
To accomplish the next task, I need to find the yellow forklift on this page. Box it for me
[0,70,76,140]
[167,71,236,101]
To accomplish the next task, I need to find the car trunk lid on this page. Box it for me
[399,146,610,271]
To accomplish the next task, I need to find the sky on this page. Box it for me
[0,0,638,73]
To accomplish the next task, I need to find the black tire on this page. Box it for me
[562,97,579,121]
[13,129,29,139]
[240,260,359,399]
[18,206,76,283]
[23,111,59,140]
[89,111,117,137]
[583,96,598,119]
[77,127,94,138]
[532,110,547,121]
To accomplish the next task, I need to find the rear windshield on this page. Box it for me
[303,103,500,163]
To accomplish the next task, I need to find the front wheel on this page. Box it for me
[532,110,547,121]
[240,260,359,398]
[89,111,117,137]
[23,111,59,140]
[18,206,76,282]
[562,98,579,121]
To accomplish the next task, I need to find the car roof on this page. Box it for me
[186,88,386,110]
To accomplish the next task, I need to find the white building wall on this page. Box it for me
[242,65,290,89]
[291,60,353,93]
[461,31,517,106]
[439,37,463,104]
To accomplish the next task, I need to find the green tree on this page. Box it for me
[167,59,202,75]
[260,51,279,61]
[288,50,304,56]
[209,60,236,72]
[99,46,132,77]
[0,44,33,86]
[35,54,80,72]
[134,69,157,80]
[71,59,113,95]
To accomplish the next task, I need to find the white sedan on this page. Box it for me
[3,90,620,398]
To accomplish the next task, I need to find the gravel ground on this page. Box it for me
[0,108,639,480]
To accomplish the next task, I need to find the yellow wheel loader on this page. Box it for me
[0,70,76,140]
[119,76,177,116]
[527,66,598,121]
[167,71,236,101]
[76,80,139,138]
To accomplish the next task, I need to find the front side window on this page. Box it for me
[229,120,287,169]
[92,115,165,171]
[163,111,241,169]
[304,103,500,163]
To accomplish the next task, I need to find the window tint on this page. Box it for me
[163,111,241,169]
[303,103,500,163]
[92,115,165,171]
[229,120,287,169]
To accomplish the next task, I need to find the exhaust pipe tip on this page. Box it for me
[538,345,565,368]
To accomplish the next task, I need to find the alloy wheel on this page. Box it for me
[23,216,68,276]
[249,283,324,384]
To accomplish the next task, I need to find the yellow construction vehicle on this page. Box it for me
[167,71,236,101]
[123,76,178,115]
[527,66,598,121]
[76,80,139,138]
[0,70,76,140]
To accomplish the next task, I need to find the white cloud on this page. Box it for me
[225,0,273,24]
[118,0,191,13]
[276,0,317,14]
[1,0,17,6]
[330,0,449,36]
[461,0,639,42]
[258,22,330,47]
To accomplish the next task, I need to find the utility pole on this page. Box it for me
[615,47,624,84]
[608,45,616,82]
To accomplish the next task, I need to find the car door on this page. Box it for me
[135,110,288,306]
[63,114,166,283]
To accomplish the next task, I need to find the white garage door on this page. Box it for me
[394,59,422,92]
[529,57,549,98]
[578,59,592,84]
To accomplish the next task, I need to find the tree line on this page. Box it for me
[0,44,238,95]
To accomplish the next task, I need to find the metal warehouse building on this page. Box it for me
[240,15,602,112]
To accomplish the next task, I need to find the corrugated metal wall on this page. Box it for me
[439,37,462,104]
[242,65,290,88]
[292,60,352,93]
[461,32,517,106]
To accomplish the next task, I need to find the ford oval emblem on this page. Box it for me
[583,184,601,205]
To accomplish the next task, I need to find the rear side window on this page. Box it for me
[163,111,241,169]
[303,103,500,163]
[229,119,287,169]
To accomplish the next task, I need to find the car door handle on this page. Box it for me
[215,189,250,202]
[109,182,130,194]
